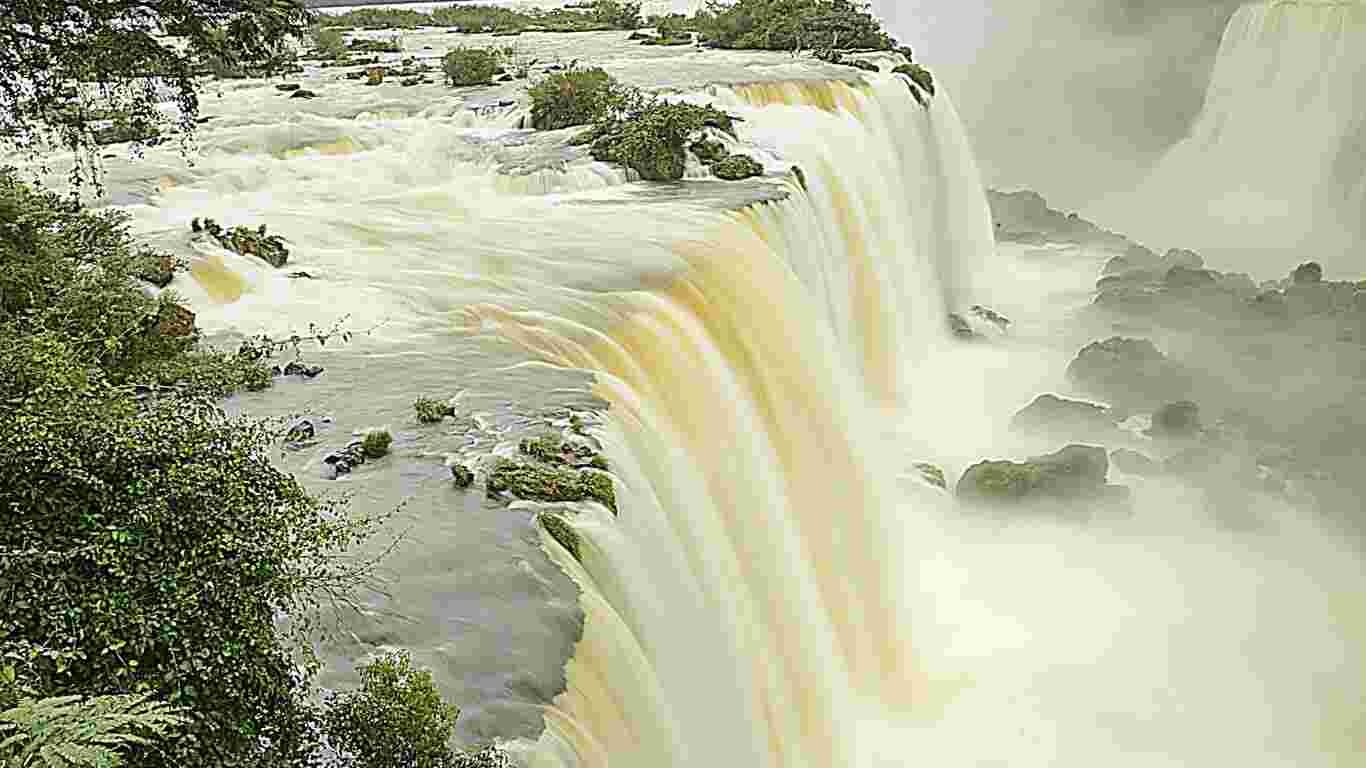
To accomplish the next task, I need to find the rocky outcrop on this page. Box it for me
[1066,337,1191,408]
[987,189,1134,249]
[486,459,616,513]
[415,396,457,424]
[1011,394,1116,438]
[957,444,1127,507]
[194,218,290,268]
[451,463,475,488]
[539,513,581,562]
[519,433,609,470]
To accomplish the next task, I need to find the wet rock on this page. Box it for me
[486,459,616,513]
[138,253,176,288]
[969,304,1011,331]
[289,89,318,99]
[324,441,367,476]
[913,462,946,490]
[365,67,386,86]
[414,396,457,424]
[847,58,880,73]
[1110,448,1161,476]
[520,433,608,470]
[360,429,391,459]
[282,360,325,378]
[155,303,196,338]
[275,83,302,92]
[1011,394,1115,437]
[286,271,314,279]
[451,463,475,488]
[1066,336,1190,407]
[957,444,1126,506]
[1149,401,1201,437]
[1292,261,1323,285]
[285,418,316,443]
[539,513,581,562]
[947,313,977,339]
[198,218,289,267]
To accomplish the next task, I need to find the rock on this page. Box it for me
[497,73,514,82]
[1161,248,1203,270]
[400,76,423,86]
[847,58,880,73]
[1066,336,1190,407]
[1292,261,1323,285]
[275,83,302,92]
[138,253,176,288]
[539,513,581,561]
[286,271,313,279]
[285,419,316,443]
[912,462,946,490]
[520,433,608,470]
[957,444,1124,506]
[282,360,325,378]
[790,165,807,191]
[360,429,391,459]
[710,153,763,181]
[289,89,318,99]
[365,67,386,85]
[208,222,289,267]
[486,459,616,513]
[947,313,977,339]
[1163,265,1218,290]
[1149,401,1201,437]
[969,304,1011,331]
[451,463,475,488]
[324,441,368,476]
[1110,448,1160,476]
[414,396,456,424]
[689,138,728,165]
[155,303,195,338]
[1011,394,1115,437]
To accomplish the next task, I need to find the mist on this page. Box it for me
[872,0,1242,211]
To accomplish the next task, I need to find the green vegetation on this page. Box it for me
[539,513,582,562]
[711,153,765,180]
[0,693,186,768]
[913,462,947,490]
[321,651,459,768]
[362,428,394,458]
[1,0,310,184]
[589,98,737,181]
[312,25,349,60]
[695,0,894,52]
[415,396,457,424]
[323,1,642,34]
[0,169,395,766]
[443,47,503,86]
[529,67,628,131]
[893,62,935,104]
[957,445,1119,505]
[487,459,618,512]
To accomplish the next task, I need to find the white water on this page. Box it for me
[63,20,1366,765]
[1098,0,1366,275]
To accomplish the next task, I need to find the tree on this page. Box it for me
[322,651,459,768]
[0,170,386,767]
[0,0,311,186]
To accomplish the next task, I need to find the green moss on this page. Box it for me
[414,396,455,424]
[519,433,563,463]
[486,459,617,513]
[442,47,501,86]
[450,463,475,488]
[957,445,1112,504]
[361,429,392,459]
[711,153,763,181]
[539,513,581,562]
[529,67,624,131]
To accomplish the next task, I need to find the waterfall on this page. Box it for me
[465,78,996,767]
[1098,0,1366,272]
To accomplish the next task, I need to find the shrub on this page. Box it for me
[442,47,501,86]
[362,428,393,458]
[415,397,456,424]
[711,153,764,180]
[322,651,459,768]
[589,98,737,181]
[529,67,626,130]
[312,25,348,60]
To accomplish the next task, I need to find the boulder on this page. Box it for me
[1110,448,1161,476]
[1011,394,1115,437]
[324,441,368,476]
[1149,401,1201,437]
[285,418,316,443]
[1066,336,1190,407]
[957,444,1126,506]
[282,360,325,378]
[415,396,456,424]
[360,429,391,459]
[486,459,616,513]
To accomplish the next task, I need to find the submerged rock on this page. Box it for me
[957,444,1126,506]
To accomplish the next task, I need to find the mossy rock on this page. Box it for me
[689,138,727,165]
[710,154,763,181]
[451,463,475,488]
[539,513,581,562]
[487,459,616,513]
[519,432,608,470]
[415,396,456,424]
[957,444,1119,505]
[198,219,290,268]
[913,462,946,490]
[361,429,392,459]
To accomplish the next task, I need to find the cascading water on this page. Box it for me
[462,77,998,767]
[1097,0,1366,273]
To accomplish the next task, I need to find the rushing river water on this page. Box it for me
[28,2,1365,765]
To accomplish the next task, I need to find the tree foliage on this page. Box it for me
[529,67,629,131]
[0,691,186,768]
[0,171,385,767]
[697,0,895,52]
[442,47,502,87]
[0,0,312,186]
[321,651,459,768]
